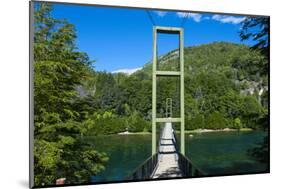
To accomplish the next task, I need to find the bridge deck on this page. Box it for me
[152,122,182,178]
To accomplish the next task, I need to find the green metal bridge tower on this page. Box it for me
[152,26,185,156]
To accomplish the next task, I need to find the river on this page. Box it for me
[86,131,268,183]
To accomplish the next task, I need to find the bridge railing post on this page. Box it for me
[125,153,159,180]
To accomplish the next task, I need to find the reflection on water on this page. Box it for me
[86,131,268,182]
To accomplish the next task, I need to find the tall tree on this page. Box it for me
[240,17,269,76]
[240,17,269,56]
[33,3,107,186]
[240,17,269,165]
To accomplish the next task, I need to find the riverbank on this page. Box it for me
[117,131,151,135]
[183,128,253,134]
[117,128,253,135]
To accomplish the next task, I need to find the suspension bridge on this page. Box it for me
[126,26,204,181]
[126,120,204,180]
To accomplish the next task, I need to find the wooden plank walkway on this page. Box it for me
[152,122,182,178]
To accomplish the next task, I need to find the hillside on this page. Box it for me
[70,42,268,134]
[128,42,268,130]
[138,42,268,101]
[141,42,266,81]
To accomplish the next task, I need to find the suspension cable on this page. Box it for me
[146,10,156,26]
[180,12,189,27]
[146,10,189,28]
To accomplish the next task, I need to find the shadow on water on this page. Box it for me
[203,161,268,175]
[185,131,268,176]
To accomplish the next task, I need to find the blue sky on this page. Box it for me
[49,3,254,73]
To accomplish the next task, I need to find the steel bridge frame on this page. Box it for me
[152,26,185,155]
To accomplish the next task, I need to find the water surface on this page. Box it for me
[185,131,268,175]
[87,131,268,182]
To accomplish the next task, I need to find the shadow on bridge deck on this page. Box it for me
[152,122,182,178]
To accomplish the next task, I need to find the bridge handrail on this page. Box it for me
[158,124,165,153]
[125,125,165,180]
[172,127,205,177]
[171,126,178,151]
[177,152,205,177]
[125,152,158,181]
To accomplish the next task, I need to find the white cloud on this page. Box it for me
[176,12,188,18]
[212,15,245,24]
[154,11,167,17]
[177,12,202,22]
[189,13,202,22]
[112,67,142,75]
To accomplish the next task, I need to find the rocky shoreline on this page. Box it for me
[118,128,253,135]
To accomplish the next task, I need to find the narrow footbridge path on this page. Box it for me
[152,122,182,178]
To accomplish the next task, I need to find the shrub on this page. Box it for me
[187,114,205,130]
[205,112,227,129]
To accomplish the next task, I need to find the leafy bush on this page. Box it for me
[127,112,148,132]
[187,114,205,130]
[205,112,227,129]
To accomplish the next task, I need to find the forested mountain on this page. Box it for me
[72,42,268,135]
[101,42,268,131]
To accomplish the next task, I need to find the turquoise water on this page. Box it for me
[184,131,268,175]
[87,131,268,183]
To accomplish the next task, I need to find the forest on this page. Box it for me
[33,3,269,186]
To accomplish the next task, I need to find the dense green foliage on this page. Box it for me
[78,41,268,133]
[33,3,108,186]
[240,17,269,58]
[240,16,269,167]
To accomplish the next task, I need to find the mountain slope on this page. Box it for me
[129,42,268,130]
